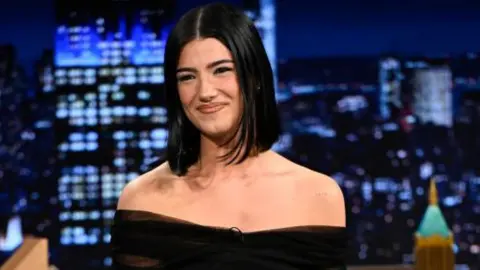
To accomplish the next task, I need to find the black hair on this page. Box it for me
[164,2,281,176]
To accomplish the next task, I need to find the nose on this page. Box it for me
[198,76,218,102]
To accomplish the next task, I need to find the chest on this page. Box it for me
[163,177,309,230]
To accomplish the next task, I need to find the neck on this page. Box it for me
[191,134,257,180]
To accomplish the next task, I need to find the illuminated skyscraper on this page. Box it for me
[414,179,455,270]
[412,68,453,127]
[378,57,403,120]
[36,50,55,94]
[54,1,174,268]
[256,0,277,97]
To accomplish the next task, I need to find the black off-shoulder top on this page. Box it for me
[111,209,347,270]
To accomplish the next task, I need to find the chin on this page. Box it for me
[201,126,232,139]
[197,122,237,140]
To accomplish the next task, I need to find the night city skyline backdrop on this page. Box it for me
[1,1,480,269]
[2,0,480,70]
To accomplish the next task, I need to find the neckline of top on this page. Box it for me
[115,209,346,235]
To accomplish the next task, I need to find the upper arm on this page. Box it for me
[308,173,346,227]
[113,176,164,269]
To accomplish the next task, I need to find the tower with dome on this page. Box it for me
[414,178,455,270]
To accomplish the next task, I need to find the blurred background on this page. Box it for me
[0,0,479,269]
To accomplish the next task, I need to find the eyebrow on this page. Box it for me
[176,59,234,73]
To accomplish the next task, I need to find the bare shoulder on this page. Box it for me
[300,166,346,227]
[272,153,346,227]
[116,161,174,210]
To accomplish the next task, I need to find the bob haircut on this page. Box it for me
[164,2,281,176]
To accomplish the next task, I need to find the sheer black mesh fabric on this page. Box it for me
[111,210,347,270]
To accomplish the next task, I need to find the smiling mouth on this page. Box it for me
[197,104,226,114]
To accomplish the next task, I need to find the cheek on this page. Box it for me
[178,86,196,107]
[222,76,241,100]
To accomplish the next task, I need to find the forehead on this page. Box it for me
[178,38,232,67]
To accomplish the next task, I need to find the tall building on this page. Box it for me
[54,2,174,269]
[0,45,24,254]
[26,49,59,245]
[255,0,277,97]
[414,179,455,270]
[0,46,59,264]
[412,68,453,127]
[378,57,403,120]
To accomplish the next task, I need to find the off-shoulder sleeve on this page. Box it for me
[111,210,167,269]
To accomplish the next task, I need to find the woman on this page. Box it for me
[112,2,347,269]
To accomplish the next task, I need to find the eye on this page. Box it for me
[177,74,195,82]
[214,66,233,75]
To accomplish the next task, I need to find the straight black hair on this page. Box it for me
[164,2,281,176]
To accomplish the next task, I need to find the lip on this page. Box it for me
[197,103,227,114]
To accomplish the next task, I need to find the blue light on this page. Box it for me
[55,17,172,67]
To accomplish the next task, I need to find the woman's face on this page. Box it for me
[176,38,243,140]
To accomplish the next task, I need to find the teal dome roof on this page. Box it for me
[417,204,451,238]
